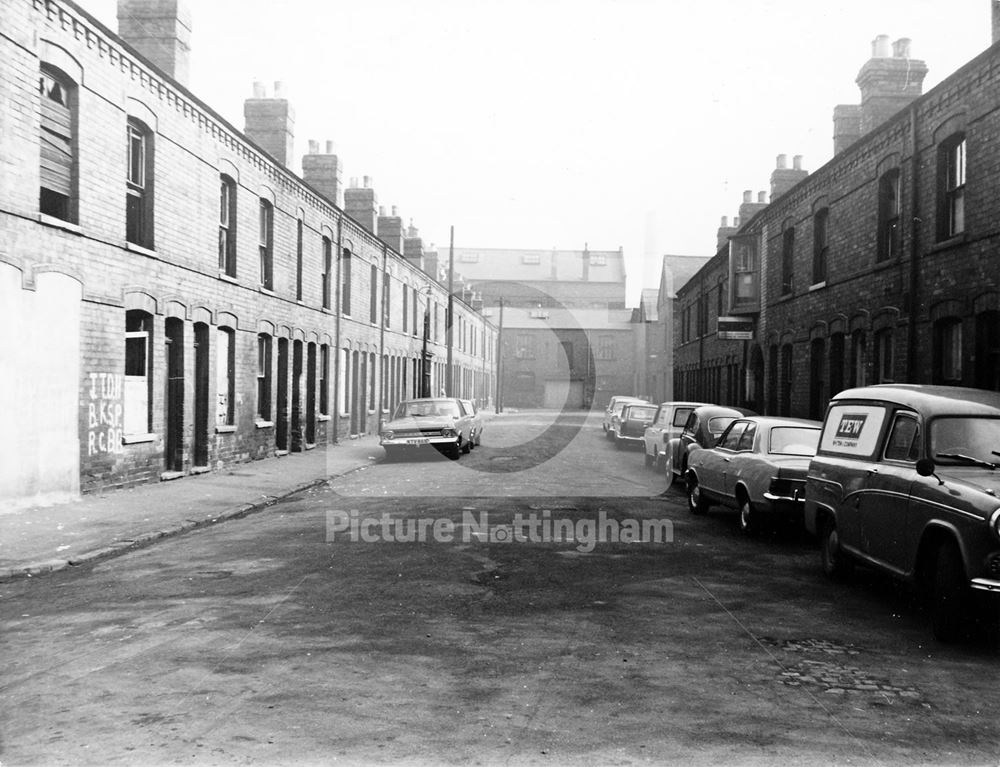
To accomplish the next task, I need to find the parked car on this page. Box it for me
[804,384,1000,642]
[379,398,473,460]
[603,396,646,438]
[642,401,710,468]
[665,405,755,485]
[611,403,658,449]
[461,399,484,447]
[685,416,822,534]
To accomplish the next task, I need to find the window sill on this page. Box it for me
[215,424,236,433]
[190,465,212,475]
[318,414,331,422]
[259,286,276,296]
[255,420,274,429]
[305,443,316,451]
[339,412,350,418]
[808,281,827,292]
[218,271,239,284]
[275,449,289,456]
[37,213,82,234]
[929,233,968,254]
[125,241,157,258]
[122,432,156,445]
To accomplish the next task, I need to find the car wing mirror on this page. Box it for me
[916,457,943,485]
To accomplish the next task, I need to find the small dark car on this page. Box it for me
[666,405,756,487]
[612,403,658,449]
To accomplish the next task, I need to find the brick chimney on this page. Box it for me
[770,154,808,200]
[302,139,341,207]
[344,176,377,234]
[716,215,737,251]
[738,189,768,223]
[856,35,928,135]
[117,0,192,85]
[244,81,295,167]
[423,245,440,283]
[403,220,424,271]
[832,104,862,154]
[377,205,404,253]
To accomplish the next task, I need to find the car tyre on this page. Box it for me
[663,444,675,487]
[614,435,625,450]
[644,451,653,468]
[738,496,758,536]
[930,542,968,643]
[819,518,853,581]
[461,437,472,455]
[686,476,709,515]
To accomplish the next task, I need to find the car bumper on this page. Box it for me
[761,493,806,515]
[970,577,1000,594]
[381,436,459,448]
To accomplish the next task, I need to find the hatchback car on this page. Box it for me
[642,401,710,469]
[665,405,755,486]
[685,416,822,534]
[379,398,473,460]
[804,385,1000,641]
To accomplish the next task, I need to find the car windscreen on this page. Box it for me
[394,400,460,418]
[929,416,1000,467]
[769,426,821,456]
[673,408,694,427]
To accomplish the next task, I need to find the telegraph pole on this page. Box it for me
[446,225,454,397]
[496,296,504,413]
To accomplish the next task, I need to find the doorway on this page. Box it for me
[276,338,289,451]
[164,317,184,472]
[193,322,209,467]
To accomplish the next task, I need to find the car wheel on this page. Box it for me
[461,437,472,454]
[686,476,709,515]
[382,447,398,463]
[614,435,625,450]
[738,496,757,536]
[644,451,653,468]
[663,444,675,487]
[930,542,968,643]
[819,518,852,581]
[655,451,665,471]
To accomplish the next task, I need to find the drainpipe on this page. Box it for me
[332,214,343,443]
[378,242,388,426]
[907,103,921,383]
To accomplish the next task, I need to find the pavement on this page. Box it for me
[0,434,385,582]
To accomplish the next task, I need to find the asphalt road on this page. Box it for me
[2,410,999,766]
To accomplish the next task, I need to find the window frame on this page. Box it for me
[39,64,77,223]
[219,175,237,276]
[780,225,795,296]
[258,199,274,290]
[256,333,272,421]
[812,207,829,285]
[877,168,901,262]
[126,118,154,248]
[938,134,967,240]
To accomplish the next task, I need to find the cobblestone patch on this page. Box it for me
[760,637,922,700]
[776,659,921,699]
[759,636,860,655]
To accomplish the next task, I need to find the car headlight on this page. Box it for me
[990,508,1000,542]
[441,428,456,438]
[381,431,394,441]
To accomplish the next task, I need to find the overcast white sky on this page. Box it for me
[85,0,992,303]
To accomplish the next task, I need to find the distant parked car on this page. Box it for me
[685,416,822,534]
[379,398,473,460]
[603,396,646,437]
[461,399,484,447]
[612,403,658,449]
[665,405,756,486]
[804,384,1000,642]
[642,401,710,468]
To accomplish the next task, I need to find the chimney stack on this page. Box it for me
[344,177,377,234]
[403,220,425,271]
[832,104,862,154]
[244,81,295,167]
[770,154,808,200]
[117,0,192,85]
[302,138,342,207]
[377,205,404,253]
[717,215,737,251]
[739,188,768,222]
[855,35,928,135]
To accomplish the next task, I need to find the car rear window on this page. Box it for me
[769,426,820,456]
[708,416,736,436]
[818,404,888,458]
[673,408,693,427]
[627,406,657,420]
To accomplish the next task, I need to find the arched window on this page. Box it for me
[877,169,901,261]
[217,327,235,426]
[781,225,795,295]
[126,118,154,248]
[124,310,153,435]
[937,134,966,240]
[219,175,237,276]
[933,318,962,385]
[258,199,274,290]
[812,208,829,284]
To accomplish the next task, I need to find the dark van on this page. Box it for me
[804,385,1000,641]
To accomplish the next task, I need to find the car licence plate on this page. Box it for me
[406,437,430,445]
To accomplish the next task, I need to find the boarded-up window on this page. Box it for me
[217,327,235,425]
[39,68,75,221]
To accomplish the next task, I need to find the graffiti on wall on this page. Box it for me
[87,372,124,456]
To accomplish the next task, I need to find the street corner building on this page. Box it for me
[673,19,1000,418]
[0,0,496,507]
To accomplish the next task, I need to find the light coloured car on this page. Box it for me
[603,396,646,437]
[685,416,822,534]
[665,405,756,486]
[379,398,473,460]
[804,384,1000,642]
[642,401,710,469]
[460,399,484,448]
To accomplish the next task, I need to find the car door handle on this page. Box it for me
[723,457,731,463]
[866,467,879,475]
